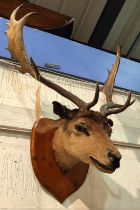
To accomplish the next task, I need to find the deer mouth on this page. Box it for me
[89,156,115,172]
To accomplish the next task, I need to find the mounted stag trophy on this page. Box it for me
[6,5,135,203]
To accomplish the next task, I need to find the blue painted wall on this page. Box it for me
[0,18,139,93]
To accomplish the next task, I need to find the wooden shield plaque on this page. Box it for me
[31,118,89,203]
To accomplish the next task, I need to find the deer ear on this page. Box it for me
[108,119,114,127]
[52,101,71,119]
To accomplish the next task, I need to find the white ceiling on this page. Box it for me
[29,0,140,61]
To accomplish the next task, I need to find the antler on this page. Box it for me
[6,5,37,78]
[100,45,135,117]
[6,5,99,110]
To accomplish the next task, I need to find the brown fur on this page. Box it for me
[52,109,121,173]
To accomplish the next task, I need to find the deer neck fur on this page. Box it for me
[52,126,79,171]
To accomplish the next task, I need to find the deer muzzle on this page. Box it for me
[107,151,122,169]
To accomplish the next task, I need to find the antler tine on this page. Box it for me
[100,45,135,117]
[7,5,100,110]
[10,4,22,21]
[100,92,135,116]
[101,44,121,103]
[85,82,99,110]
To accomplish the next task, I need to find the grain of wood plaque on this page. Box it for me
[31,118,89,203]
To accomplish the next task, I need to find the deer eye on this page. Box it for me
[75,123,89,136]
[75,123,84,132]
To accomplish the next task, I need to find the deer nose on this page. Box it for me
[107,152,121,168]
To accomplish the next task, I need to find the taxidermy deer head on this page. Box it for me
[6,5,135,175]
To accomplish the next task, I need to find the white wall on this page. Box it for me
[0,60,140,209]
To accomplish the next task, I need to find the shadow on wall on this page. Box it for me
[62,162,140,210]
[113,106,140,162]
